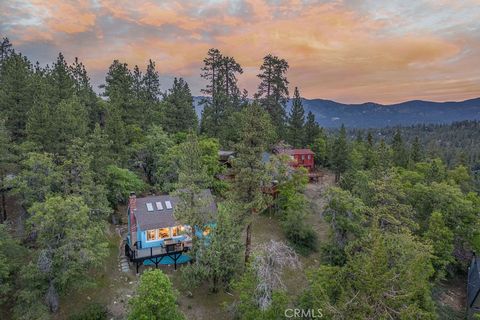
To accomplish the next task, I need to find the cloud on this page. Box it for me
[1,0,479,103]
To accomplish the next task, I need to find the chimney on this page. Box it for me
[129,192,136,211]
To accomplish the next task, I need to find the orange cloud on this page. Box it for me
[2,0,479,103]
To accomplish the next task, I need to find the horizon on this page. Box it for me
[1,1,480,104]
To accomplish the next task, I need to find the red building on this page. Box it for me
[278,148,315,171]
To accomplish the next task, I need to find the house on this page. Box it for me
[125,189,217,272]
[277,148,315,172]
[468,255,480,318]
[218,150,236,167]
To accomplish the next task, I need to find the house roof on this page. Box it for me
[132,189,216,231]
[468,256,480,308]
[277,148,315,156]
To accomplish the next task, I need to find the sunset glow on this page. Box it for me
[1,0,479,103]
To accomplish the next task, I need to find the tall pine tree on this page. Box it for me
[287,87,305,148]
[255,54,289,139]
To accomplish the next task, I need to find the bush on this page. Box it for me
[281,210,318,255]
[68,303,108,320]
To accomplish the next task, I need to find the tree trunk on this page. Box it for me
[244,221,252,265]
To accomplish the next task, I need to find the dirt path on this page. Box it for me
[305,170,336,244]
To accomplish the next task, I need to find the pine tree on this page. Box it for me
[331,125,349,182]
[26,96,88,155]
[231,102,275,264]
[0,120,15,223]
[410,136,423,164]
[287,87,305,148]
[304,111,320,146]
[255,54,289,139]
[0,37,14,64]
[392,129,409,168]
[200,49,243,140]
[162,78,197,133]
[363,131,378,169]
[48,53,76,104]
[70,57,98,127]
[0,52,34,141]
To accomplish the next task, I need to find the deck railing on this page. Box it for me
[125,238,193,262]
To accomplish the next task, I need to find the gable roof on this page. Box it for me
[278,149,315,156]
[132,189,216,230]
[468,256,480,308]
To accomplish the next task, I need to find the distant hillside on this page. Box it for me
[194,97,480,128]
[299,97,480,128]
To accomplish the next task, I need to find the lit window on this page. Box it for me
[203,226,211,236]
[171,226,181,237]
[147,230,156,241]
[158,228,170,239]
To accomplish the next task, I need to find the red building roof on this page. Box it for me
[285,149,315,155]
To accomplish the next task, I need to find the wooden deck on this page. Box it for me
[125,239,193,272]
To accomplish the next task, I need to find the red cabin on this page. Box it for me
[278,148,315,171]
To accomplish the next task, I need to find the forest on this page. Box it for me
[1,36,479,319]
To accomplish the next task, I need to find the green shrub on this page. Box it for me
[68,303,108,320]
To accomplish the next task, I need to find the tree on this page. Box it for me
[232,241,298,319]
[26,196,109,312]
[47,52,76,104]
[330,125,349,182]
[136,125,173,185]
[255,54,289,138]
[302,230,436,319]
[200,49,243,141]
[230,102,275,263]
[0,37,14,63]
[0,119,15,222]
[392,129,409,168]
[0,224,27,306]
[70,57,99,127]
[162,78,197,133]
[181,202,243,292]
[106,165,145,205]
[323,187,368,264]
[424,211,454,280]
[13,152,63,209]
[26,96,88,155]
[287,87,305,148]
[410,136,423,164]
[0,52,33,141]
[128,269,185,320]
[304,111,320,146]
[173,134,214,250]
[361,132,376,169]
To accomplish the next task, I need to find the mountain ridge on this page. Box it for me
[193,96,480,128]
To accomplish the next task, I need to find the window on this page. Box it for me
[307,155,311,160]
[203,226,211,236]
[146,203,154,212]
[158,228,170,239]
[165,200,172,209]
[301,155,305,160]
[171,226,181,237]
[146,230,156,241]
[155,201,163,210]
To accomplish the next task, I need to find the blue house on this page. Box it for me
[125,189,217,272]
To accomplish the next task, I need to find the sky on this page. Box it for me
[1,0,479,104]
